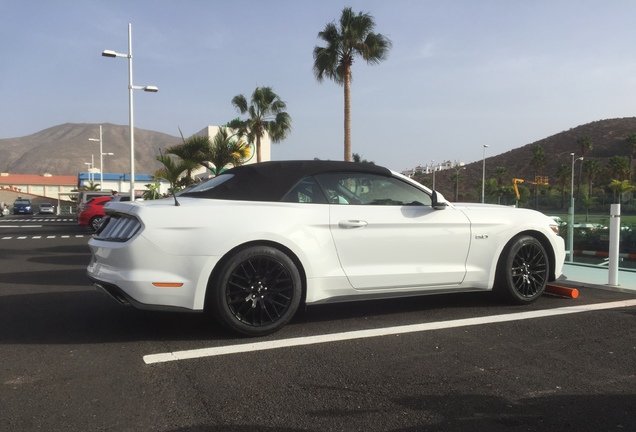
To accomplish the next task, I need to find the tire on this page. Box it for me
[209,246,302,337]
[494,235,549,304]
[90,216,103,231]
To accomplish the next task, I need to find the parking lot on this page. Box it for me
[1,215,635,431]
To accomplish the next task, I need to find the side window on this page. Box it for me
[315,172,432,206]
[282,177,328,204]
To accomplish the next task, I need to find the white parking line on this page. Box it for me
[143,299,636,365]
[0,225,43,228]
[0,218,74,222]
[0,235,86,240]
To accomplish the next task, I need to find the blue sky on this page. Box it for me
[2,0,636,171]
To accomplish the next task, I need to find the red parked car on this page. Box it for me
[78,196,112,231]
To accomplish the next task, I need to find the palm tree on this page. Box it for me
[555,163,571,210]
[493,166,509,186]
[582,158,602,198]
[352,153,374,164]
[607,156,631,181]
[166,131,212,185]
[530,144,546,208]
[608,179,635,203]
[206,127,250,175]
[313,7,392,162]
[530,144,546,178]
[155,152,198,193]
[142,179,162,200]
[580,195,597,222]
[576,136,592,205]
[230,87,292,163]
[81,180,101,191]
[577,135,593,156]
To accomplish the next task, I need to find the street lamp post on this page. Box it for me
[431,160,436,190]
[481,145,489,203]
[102,23,158,201]
[84,160,94,184]
[89,125,103,183]
[101,152,115,179]
[454,165,466,202]
[568,152,584,262]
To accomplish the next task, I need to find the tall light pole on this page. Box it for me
[568,152,584,262]
[84,159,94,184]
[101,152,115,180]
[481,145,489,203]
[454,164,466,202]
[102,23,158,201]
[431,160,436,190]
[89,125,103,183]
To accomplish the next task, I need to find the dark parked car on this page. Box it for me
[13,198,33,215]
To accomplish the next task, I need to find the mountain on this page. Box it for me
[426,117,636,200]
[0,123,182,176]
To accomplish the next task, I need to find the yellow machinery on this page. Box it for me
[513,176,548,202]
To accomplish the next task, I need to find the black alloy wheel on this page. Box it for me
[495,235,549,304]
[210,246,302,336]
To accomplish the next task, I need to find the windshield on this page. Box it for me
[15,200,30,205]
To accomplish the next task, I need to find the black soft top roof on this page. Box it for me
[181,160,393,202]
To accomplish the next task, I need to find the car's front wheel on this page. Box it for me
[495,235,549,304]
[208,245,302,336]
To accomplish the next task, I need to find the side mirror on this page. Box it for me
[431,191,447,210]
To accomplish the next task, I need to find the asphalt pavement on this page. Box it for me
[1,215,635,431]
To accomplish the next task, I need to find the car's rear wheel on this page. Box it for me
[89,216,103,231]
[495,235,549,304]
[209,245,302,336]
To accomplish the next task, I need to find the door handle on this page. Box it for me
[338,220,368,229]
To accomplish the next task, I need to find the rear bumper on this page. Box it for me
[89,276,197,312]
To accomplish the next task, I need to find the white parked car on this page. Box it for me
[87,161,565,336]
[38,203,55,214]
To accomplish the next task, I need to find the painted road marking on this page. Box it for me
[0,225,44,228]
[143,299,636,365]
[0,235,86,240]
[0,218,75,222]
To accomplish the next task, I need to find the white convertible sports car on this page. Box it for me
[87,160,565,336]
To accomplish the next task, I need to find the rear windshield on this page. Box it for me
[178,174,234,195]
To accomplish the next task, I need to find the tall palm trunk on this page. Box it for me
[343,69,352,162]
